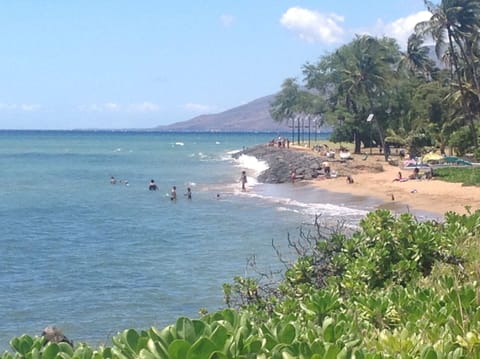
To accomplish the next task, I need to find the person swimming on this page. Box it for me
[149,179,158,191]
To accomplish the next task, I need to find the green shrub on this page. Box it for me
[4,209,480,358]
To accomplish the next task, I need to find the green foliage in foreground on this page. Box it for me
[3,209,480,358]
[434,167,480,186]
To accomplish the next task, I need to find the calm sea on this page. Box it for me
[0,130,377,349]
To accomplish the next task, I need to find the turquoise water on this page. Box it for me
[0,130,373,349]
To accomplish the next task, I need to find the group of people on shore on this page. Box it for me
[392,167,433,182]
[268,136,290,148]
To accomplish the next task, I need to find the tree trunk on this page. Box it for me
[448,30,478,147]
[354,129,362,154]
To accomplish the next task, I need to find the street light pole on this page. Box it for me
[366,113,374,154]
[308,115,311,148]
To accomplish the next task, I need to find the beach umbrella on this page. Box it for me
[422,153,443,163]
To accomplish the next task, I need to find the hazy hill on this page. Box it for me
[155,95,290,132]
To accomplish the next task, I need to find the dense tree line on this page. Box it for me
[270,0,480,159]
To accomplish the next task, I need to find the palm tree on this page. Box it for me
[415,0,480,147]
[303,35,398,156]
[270,78,300,123]
[399,33,435,80]
[270,78,325,145]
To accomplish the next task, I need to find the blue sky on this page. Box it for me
[0,0,433,129]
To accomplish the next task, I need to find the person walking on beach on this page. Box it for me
[291,169,297,183]
[171,186,177,201]
[322,161,331,177]
[240,170,247,191]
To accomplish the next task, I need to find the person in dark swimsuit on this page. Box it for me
[149,179,158,191]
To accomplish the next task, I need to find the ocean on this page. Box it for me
[0,130,379,349]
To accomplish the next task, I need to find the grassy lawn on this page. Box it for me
[434,166,480,186]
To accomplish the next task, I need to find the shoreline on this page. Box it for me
[240,143,480,218]
[301,150,480,218]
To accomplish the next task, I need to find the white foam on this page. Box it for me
[226,149,242,155]
[239,191,369,220]
[235,154,269,176]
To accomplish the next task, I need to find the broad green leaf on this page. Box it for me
[322,317,334,332]
[176,317,196,344]
[168,339,190,359]
[210,325,228,349]
[73,346,94,359]
[58,342,74,356]
[323,322,335,343]
[192,320,208,337]
[421,345,438,359]
[43,343,60,359]
[125,329,140,352]
[31,347,41,359]
[156,325,176,344]
[187,337,217,359]
[222,309,237,327]
[138,348,158,359]
[247,339,263,354]
[10,335,34,355]
[323,344,340,359]
[208,351,228,359]
[310,340,325,357]
[278,323,296,344]
[147,338,169,358]
[111,346,131,359]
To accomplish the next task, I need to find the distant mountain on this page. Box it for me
[155,95,290,132]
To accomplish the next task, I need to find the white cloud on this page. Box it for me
[220,14,235,27]
[370,11,432,48]
[280,7,345,44]
[81,102,160,113]
[127,102,160,113]
[104,102,120,112]
[79,103,118,112]
[0,103,41,111]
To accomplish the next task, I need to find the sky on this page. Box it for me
[0,0,434,130]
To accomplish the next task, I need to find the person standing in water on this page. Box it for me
[240,170,247,191]
[149,179,158,191]
[185,187,192,199]
[170,186,177,201]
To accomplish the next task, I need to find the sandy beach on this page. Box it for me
[302,149,480,217]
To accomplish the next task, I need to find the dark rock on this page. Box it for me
[232,144,385,184]
[41,326,73,347]
[233,145,326,183]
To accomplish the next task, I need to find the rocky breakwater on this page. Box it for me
[232,144,385,184]
[232,144,328,183]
